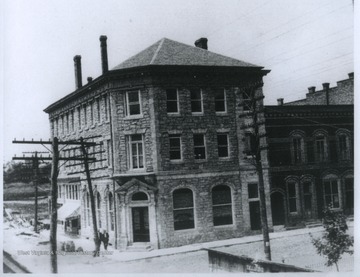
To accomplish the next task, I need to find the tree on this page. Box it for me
[310,205,353,271]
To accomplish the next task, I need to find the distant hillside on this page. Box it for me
[3,182,51,200]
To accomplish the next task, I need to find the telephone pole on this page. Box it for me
[239,81,271,260]
[13,137,96,273]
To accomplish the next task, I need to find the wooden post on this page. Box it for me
[80,137,100,257]
[50,137,59,273]
[33,152,39,233]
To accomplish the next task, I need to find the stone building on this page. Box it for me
[44,36,272,250]
[265,74,354,227]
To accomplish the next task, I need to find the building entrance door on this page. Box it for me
[271,192,285,225]
[249,201,261,230]
[302,182,314,220]
[132,207,150,242]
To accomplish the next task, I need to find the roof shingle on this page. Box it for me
[112,38,260,70]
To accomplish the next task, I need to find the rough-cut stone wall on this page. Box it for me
[155,173,244,248]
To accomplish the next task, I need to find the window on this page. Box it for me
[303,182,312,212]
[60,115,64,135]
[55,118,59,137]
[96,192,102,228]
[132,192,148,201]
[292,137,303,164]
[107,139,112,167]
[169,134,182,160]
[71,110,74,132]
[217,133,229,158]
[345,177,354,213]
[248,183,259,199]
[104,95,109,121]
[166,89,179,113]
[173,188,194,230]
[338,134,350,161]
[323,179,340,208]
[108,192,114,231]
[77,107,81,129]
[193,134,206,159]
[58,185,62,199]
[99,142,103,168]
[212,185,233,226]
[244,132,257,156]
[129,134,144,169]
[190,89,203,113]
[315,135,326,162]
[83,104,87,127]
[126,90,141,116]
[66,113,69,134]
[287,182,297,213]
[96,98,101,123]
[215,89,226,113]
[90,101,94,125]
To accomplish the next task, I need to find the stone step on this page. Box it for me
[126,243,153,252]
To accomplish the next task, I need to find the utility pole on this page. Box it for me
[13,151,49,233]
[50,137,59,273]
[12,137,97,273]
[79,137,100,257]
[240,81,271,261]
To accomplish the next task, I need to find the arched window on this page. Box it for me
[290,131,305,164]
[314,130,328,162]
[96,192,102,228]
[323,176,340,209]
[132,192,148,201]
[108,192,114,231]
[336,131,351,161]
[173,188,194,230]
[212,185,233,226]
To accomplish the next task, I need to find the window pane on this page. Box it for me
[167,102,178,113]
[191,101,202,113]
[190,89,201,100]
[166,89,177,100]
[132,192,148,201]
[288,183,296,197]
[248,183,258,199]
[174,209,194,230]
[173,189,193,209]
[289,198,297,212]
[212,185,231,205]
[128,91,139,102]
[213,205,233,226]
[331,181,338,193]
[129,104,141,115]
[217,134,227,145]
[324,181,331,194]
[194,134,204,146]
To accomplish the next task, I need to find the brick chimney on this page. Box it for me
[308,86,316,94]
[74,55,82,89]
[195,38,208,50]
[100,35,109,74]
[277,98,284,106]
[348,72,354,79]
[323,83,330,105]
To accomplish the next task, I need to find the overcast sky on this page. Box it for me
[2,0,355,162]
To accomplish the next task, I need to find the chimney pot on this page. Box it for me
[73,55,82,89]
[277,98,284,106]
[195,38,208,50]
[308,86,316,93]
[87,77,93,83]
[322,83,330,90]
[100,35,109,74]
[348,72,354,79]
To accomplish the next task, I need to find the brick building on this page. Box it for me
[44,37,272,250]
[265,74,354,227]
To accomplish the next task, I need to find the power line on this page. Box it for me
[226,3,352,55]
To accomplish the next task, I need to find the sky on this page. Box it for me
[2,0,356,163]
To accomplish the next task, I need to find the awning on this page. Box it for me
[57,202,80,221]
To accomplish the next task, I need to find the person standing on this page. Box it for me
[102,229,109,250]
